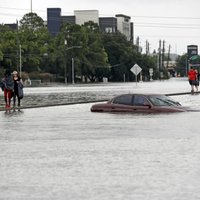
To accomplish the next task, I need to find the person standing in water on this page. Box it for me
[194,69,200,92]
[12,70,23,108]
[1,70,14,108]
[188,66,197,94]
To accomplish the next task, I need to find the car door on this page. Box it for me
[132,95,153,113]
[110,94,135,112]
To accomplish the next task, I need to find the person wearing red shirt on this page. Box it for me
[188,66,197,94]
[1,70,14,108]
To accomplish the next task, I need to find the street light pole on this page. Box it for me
[19,44,22,77]
[64,40,67,84]
[30,0,32,13]
[64,63,67,84]
[64,45,81,84]
[72,57,75,84]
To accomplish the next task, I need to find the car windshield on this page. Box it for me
[149,95,181,106]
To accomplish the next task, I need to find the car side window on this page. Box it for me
[134,95,148,106]
[112,94,133,105]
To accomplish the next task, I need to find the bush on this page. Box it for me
[0,68,5,78]
[39,73,54,82]
[28,71,54,82]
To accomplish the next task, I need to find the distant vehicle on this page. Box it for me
[90,93,193,113]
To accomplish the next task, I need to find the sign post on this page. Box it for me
[149,68,153,81]
[187,45,198,70]
[130,64,142,85]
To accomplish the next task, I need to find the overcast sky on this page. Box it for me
[1,0,200,55]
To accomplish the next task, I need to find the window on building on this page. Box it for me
[105,27,113,33]
[124,18,129,22]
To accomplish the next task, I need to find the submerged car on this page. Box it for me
[91,93,192,113]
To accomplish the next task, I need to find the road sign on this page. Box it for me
[130,64,142,85]
[130,64,142,75]
[187,45,198,59]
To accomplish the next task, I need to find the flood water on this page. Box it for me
[1,78,200,200]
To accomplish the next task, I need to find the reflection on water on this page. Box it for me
[4,108,24,116]
[1,79,200,200]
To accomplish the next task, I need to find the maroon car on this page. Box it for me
[91,93,191,113]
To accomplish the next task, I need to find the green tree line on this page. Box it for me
[0,12,169,83]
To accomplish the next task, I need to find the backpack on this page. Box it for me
[18,82,24,99]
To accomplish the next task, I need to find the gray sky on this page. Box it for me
[1,0,200,55]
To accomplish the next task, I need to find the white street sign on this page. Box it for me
[130,64,142,75]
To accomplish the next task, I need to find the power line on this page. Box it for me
[0,6,39,12]
[135,22,200,27]
[135,24,200,29]
[131,15,200,20]
[139,35,200,38]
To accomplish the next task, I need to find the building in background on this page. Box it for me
[3,8,133,43]
[47,8,133,42]
[62,15,75,25]
[47,8,61,36]
[5,23,18,30]
[74,10,99,25]
[99,17,117,33]
[115,14,132,41]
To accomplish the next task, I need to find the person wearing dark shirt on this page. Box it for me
[12,71,23,108]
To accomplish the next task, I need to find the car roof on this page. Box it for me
[114,93,166,97]
[108,93,166,102]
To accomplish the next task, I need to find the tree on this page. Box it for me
[102,31,165,81]
[57,22,109,82]
[0,25,18,70]
[19,13,52,73]
[19,12,45,30]
[102,31,140,81]
[0,12,169,83]
[0,44,3,61]
[176,54,187,76]
[52,23,86,82]
[82,21,109,82]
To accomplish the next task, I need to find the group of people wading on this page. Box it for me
[0,70,23,109]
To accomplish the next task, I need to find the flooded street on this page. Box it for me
[1,78,200,200]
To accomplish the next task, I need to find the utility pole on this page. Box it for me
[136,36,140,53]
[31,0,32,13]
[158,40,162,79]
[146,40,149,55]
[19,44,22,77]
[71,58,75,84]
[16,20,22,76]
[132,22,134,44]
[166,45,171,69]
[162,40,165,70]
